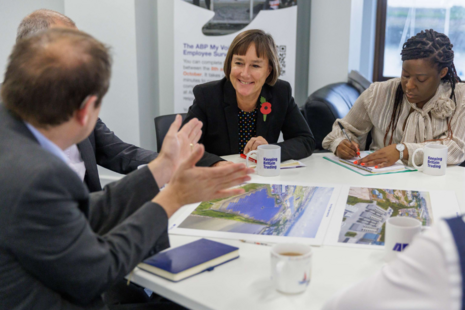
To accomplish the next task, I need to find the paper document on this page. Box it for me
[170,182,342,245]
[324,151,416,176]
[324,186,460,249]
[280,160,306,169]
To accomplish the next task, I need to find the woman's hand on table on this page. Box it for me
[336,139,360,159]
[357,144,407,168]
[243,136,268,154]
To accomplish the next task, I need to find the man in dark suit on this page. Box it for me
[15,9,157,192]
[0,28,251,310]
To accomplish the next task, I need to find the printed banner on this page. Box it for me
[174,0,297,112]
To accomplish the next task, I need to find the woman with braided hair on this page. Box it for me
[323,29,465,168]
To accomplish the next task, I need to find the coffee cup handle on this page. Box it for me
[412,148,423,171]
[246,151,258,168]
[276,260,286,277]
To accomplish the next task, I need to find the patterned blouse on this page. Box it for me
[238,108,258,154]
[322,78,465,166]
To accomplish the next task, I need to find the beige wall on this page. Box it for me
[308,0,354,94]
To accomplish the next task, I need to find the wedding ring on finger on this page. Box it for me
[190,143,194,152]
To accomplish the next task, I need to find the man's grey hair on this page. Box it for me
[16,9,76,42]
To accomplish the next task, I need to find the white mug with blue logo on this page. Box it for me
[246,145,281,177]
[412,144,448,176]
[271,243,312,294]
[384,217,422,262]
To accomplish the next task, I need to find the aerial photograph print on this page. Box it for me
[338,187,433,246]
[178,183,334,239]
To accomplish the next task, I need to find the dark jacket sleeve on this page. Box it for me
[184,88,225,167]
[8,164,168,305]
[93,119,158,173]
[88,166,160,234]
[275,83,316,161]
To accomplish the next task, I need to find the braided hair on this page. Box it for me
[383,29,463,145]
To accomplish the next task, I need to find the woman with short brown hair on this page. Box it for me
[183,29,315,167]
[223,29,280,86]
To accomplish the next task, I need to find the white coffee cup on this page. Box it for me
[384,217,421,262]
[246,145,281,177]
[412,144,448,176]
[270,243,312,294]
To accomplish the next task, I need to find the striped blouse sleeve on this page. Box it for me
[322,84,375,154]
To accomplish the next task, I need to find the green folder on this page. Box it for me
[323,153,417,176]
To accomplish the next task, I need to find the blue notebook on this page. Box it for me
[138,238,239,282]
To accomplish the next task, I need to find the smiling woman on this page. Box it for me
[323,29,465,168]
[182,29,316,167]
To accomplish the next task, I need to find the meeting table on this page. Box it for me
[128,152,465,310]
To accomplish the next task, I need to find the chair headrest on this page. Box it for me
[347,70,372,94]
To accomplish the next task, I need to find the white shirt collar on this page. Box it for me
[63,144,86,181]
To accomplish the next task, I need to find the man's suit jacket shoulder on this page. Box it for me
[0,105,168,310]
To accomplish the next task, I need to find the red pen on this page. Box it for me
[240,153,257,163]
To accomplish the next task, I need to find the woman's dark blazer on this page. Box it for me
[184,77,316,167]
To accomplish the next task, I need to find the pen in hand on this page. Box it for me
[337,121,360,159]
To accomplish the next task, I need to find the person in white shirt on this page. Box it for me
[323,215,464,310]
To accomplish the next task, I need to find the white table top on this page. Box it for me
[130,153,465,310]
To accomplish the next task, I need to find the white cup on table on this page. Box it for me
[384,216,422,262]
[270,243,312,294]
[412,144,448,176]
[246,145,281,177]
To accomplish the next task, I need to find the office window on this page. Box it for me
[373,0,465,81]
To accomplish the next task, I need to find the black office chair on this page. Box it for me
[154,113,187,152]
[302,71,374,151]
[302,82,361,150]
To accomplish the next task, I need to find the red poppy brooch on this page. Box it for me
[260,96,272,122]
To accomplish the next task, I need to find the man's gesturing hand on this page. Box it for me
[153,144,254,218]
[148,115,202,187]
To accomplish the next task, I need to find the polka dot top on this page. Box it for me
[238,107,258,154]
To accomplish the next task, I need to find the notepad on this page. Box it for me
[280,160,306,169]
[324,151,416,176]
[138,238,239,282]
